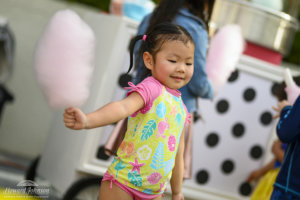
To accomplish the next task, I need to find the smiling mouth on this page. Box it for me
[170,76,184,81]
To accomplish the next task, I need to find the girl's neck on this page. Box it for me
[150,76,181,97]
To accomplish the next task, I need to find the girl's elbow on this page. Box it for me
[204,89,214,99]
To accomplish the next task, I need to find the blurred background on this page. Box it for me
[68,0,300,65]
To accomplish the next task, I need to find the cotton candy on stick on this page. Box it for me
[206,25,245,93]
[283,68,300,105]
[34,9,95,108]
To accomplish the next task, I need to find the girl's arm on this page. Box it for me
[170,128,185,200]
[182,23,214,99]
[246,158,276,182]
[64,92,144,130]
[272,140,285,163]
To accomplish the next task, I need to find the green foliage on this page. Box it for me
[141,120,156,141]
[128,171,143,187]
[283,6,300,65]
[67,0,110,12]
[283,32,300,65]
[150,142,164,170]
[114,160,126,178]
[66,0,158,12]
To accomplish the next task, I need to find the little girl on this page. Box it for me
[63,22,195,200]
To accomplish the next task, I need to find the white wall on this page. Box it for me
[0,0,102,158]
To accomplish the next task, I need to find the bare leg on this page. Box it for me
[183,113,194,179]
[98,181,132,200]
[153,195,162,200]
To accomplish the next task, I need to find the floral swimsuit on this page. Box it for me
[107,76,188,195]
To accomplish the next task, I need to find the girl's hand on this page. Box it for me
[63,107,88,130]
[172,192,184,200]
[272,100,290,119]
[246,169,263,182]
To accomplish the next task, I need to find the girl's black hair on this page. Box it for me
[147,0,215,34]
[127,22,194,77]
[274,76,300,101]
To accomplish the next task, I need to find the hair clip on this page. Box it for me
[142,35,147,41]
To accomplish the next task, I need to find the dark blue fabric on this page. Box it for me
[133,7,214,113]
[271,188,299,200]
[274,143,287,168]
[272,95,300,198]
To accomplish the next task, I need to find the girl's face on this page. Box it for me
[144,40,194,90]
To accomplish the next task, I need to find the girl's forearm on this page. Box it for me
[170,156,183,195]
[85,92,144,129]
[261,159,276,174]
[85,101,130,129]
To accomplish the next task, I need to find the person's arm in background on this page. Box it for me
[132,14,151,84]
[246,158,276,182]
[274,96,300,143]
[183,22,214,99]
[246,139,285,183]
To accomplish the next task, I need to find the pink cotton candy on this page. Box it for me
[206,25,245,92]
[285,85,300,105]
[283,68,300,105]
[34,9,95,108]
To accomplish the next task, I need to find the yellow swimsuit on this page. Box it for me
[107,77,187,195]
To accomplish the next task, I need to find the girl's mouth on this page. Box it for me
[171,76,184,81]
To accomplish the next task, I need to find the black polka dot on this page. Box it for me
[221,159,235,174]
[228,70,239,82]
[96,145,110,160]
[250,145,263,160]
[260,111,273,125]
[118,73,132,88]
[196,170,209,184]
[216,99,229,114]
[206,133,219,147]
[243,88,256,102]
[232,123,245,138]
[239,182,252,196]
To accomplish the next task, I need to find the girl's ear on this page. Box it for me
[143,52,154,70]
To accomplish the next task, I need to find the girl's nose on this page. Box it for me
[176,63,185,72]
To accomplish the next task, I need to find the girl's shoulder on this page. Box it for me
[127,77,163,106]
[141,77,163,96]
[143,77,182,98]
[140,76,162,89]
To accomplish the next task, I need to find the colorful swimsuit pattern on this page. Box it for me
[107,77,187,195]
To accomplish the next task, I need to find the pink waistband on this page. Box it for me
[102,171,162,200]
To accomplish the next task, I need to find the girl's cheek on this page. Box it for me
[187,68,193,78]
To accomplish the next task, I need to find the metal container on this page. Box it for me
[209,0,299,55]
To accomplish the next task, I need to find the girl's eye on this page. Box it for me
[186,63,193,66]
[168,60,176,63]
